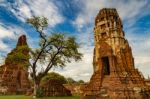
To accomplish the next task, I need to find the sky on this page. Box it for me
[0,0,150,81]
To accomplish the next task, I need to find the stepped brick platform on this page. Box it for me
[0,35,30,94]
[81,8,150,99]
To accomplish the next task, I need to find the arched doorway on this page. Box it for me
[17,71,21,89]
[101,57,110,75]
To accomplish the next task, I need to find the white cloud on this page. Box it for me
[73,0,150,30]
[0,24,26,39]
[0,25,16,52]
[0,26,16,39]
[18,3,32,19]
[3,0,64,27]
[0,0,4,3]
[54,45,94,82]
[72,16,85,31]
[0,40,9,50]
[126,30,150,78]
[53,27,94,81]
[0,22,27,53]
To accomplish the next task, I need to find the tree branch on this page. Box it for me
[41,46,63,77]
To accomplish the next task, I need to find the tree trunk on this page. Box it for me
[33,81,39,98]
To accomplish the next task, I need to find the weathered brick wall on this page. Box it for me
[41,80,72,97]
[63,84,86,95]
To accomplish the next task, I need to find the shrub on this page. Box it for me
[36,88,44,97]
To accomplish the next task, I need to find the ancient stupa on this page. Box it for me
[82,8,150,99]
[0,35,30,94]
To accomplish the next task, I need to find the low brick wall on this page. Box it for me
[63,84,87,95]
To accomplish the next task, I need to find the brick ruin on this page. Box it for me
[0,35,73,96]
[41,79,72,97]
[82,8,150,99]
[0,35,30,94]
[64,84,85,95]
[145,77,150,87]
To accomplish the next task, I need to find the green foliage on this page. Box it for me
[66,78,85,84]
[17,45,29,50]
[66,77,76,84]
[28,16,82,69]
[6,45,30,69]
[31,33,82,68]
[41,72,85,85]
[7,53,26,62]
[36,88,44,98]
[77,80,84,84]
[27,16,48,31]
[41,72,67,84]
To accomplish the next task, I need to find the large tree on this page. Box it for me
[27,16,82,97]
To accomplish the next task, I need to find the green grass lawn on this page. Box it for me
[0,95,80,99]
[0,95,149,99]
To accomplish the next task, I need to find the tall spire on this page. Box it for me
[16,35,28,47]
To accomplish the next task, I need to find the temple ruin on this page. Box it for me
[82,8,150,99]
[0,35,30,94]
[41,79,72,97]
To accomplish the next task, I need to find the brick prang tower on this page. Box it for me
[82,8,150,99]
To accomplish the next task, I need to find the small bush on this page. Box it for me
[36,88,44,97]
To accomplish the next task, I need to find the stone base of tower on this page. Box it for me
[81,69,150,99]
